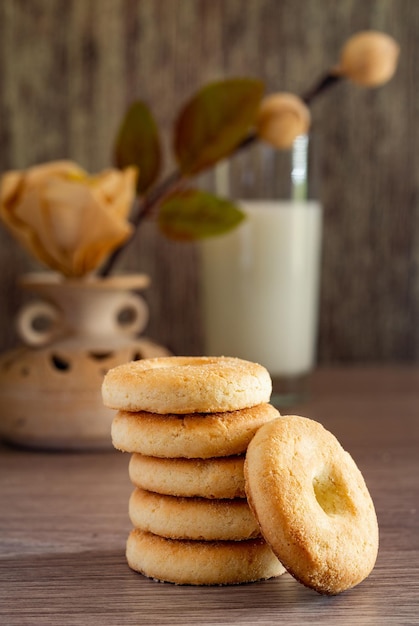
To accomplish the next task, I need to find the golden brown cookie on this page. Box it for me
[126,529,285,585]
[111,403,279,458]
[129,453,246,499]
[102,356,272,414]
[128,487,259,541]
[244,415,379,595]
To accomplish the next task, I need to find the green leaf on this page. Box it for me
[114,101,161,194]
[174,78,264,176]
[158,189,245,240]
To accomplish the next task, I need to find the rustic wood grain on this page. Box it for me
[0,1,418,363]
[0,367,418,625]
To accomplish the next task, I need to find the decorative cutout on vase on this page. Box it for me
[0,273,170,450]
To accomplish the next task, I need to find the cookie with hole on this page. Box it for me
[102,355,272,414]
[128,487,260,541]
[126,529,285,585]
[111,402,280,458]
[129,453,246,499]
[244,415,379,595]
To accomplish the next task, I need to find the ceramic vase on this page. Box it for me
[0,272,170,450]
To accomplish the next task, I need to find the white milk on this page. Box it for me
[200,200,322,377]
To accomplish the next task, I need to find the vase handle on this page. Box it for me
[113,293,149,337]
[16,300,64,347]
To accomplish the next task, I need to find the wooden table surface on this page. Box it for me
[0,366,418,625]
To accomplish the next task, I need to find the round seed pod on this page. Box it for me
[256,93,311,149]
[337,30,400,87]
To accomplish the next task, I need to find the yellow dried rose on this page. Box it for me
[256,93,311,149]
[0,160,137,277]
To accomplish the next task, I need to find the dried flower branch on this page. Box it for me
[0,31,400,280]
[99,30,399,277]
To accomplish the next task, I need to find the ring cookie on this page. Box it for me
[112,403,279,458]
[129,454,246,499]
[244,415,379,595]
[126,529,285,585]
[102,356,272,414]
[129,487,259,541]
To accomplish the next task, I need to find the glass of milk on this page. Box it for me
[200,135,322,407]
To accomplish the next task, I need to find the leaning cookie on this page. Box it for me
[129,454,246,499]
[112,403,279,458]
[126,529,285,585]
[245,415,379,595]
[102,356,272,414]
[129,487,260,541]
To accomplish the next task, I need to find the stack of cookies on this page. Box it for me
[103,355,380,594]
[102,355,285,585]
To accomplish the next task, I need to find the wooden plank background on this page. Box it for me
[0,0,418,363]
